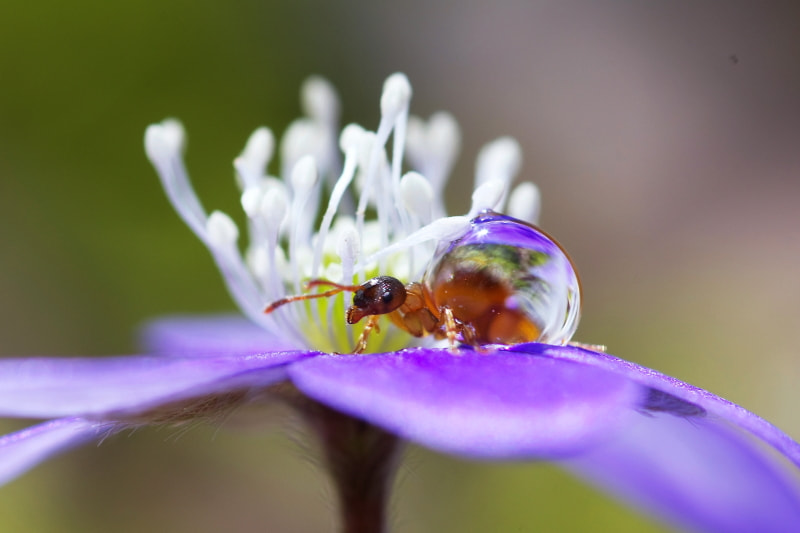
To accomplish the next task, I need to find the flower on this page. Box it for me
[2,73,800,532]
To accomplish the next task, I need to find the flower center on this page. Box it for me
[145,73,545,353]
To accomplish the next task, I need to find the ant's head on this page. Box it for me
[346,276,407,324]
[264,276,407,324]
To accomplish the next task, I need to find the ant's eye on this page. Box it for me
[352,289,368,308]
[346,276,407,324]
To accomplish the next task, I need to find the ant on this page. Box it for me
[264,276,469,354]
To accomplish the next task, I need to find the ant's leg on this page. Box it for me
[353,315,381,354]
[460,323,478,346]
[442,307,459,352]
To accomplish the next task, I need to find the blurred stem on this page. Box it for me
[293,396,402,533]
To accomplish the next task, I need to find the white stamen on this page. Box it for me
[337,226,360,284]
[147,74,549,354]
[380,74,413,232]
[390,104,411,237]
[281,119,325,178]
[427,112,460,194]
[235,127,274,190]
[400,171,434,225]
[247,246,270,283]
[354,73,412,251]
[241,187,263,218]
[355,133,392,256]
[311,125,363,278]
[290,155,319,192]
[260,187,289,236]
[259,187,289,297]
[302,76,340,125]
[475,137,522,212]
[339,123,363,152]
[508,181,541,225]
[289,156,319,289]
[207,211,239,248]
[160,119,186,151]
[144,120,184,161]
[205,211,283,335]
[468,179,506,218]
[405,112,460,199]
[145,121,209,241]
[380,73,412,121]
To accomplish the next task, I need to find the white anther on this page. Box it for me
[144,120,185,164]
[235,127,274,189]
[281,119,323,177]
[380,73,412,120]
[405,113,460,206]
[160,119,186,152]
[508,182,541,225]
[468,179,506,217]
[475,136,522,188]
[207,211,239,248]
[339,123,365,154]
[241,187,263,218]
[427,112,460,164]
[290,155,319,193]
[302,76,340,124]
[260,187,288,235]
[400,171,434,224]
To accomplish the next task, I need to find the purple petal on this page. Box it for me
[562,414,800,532]
[505,343,800,531]
[0,351,313,418]
[0,418,108,485]
[509,343,800,469]
[289,345,642,458]
[141,314,302,355]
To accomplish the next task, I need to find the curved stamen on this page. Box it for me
[147,73,547,354]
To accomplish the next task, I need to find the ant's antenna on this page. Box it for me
[264,279,360,314]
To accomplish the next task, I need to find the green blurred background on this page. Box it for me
[1,1,799,531]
